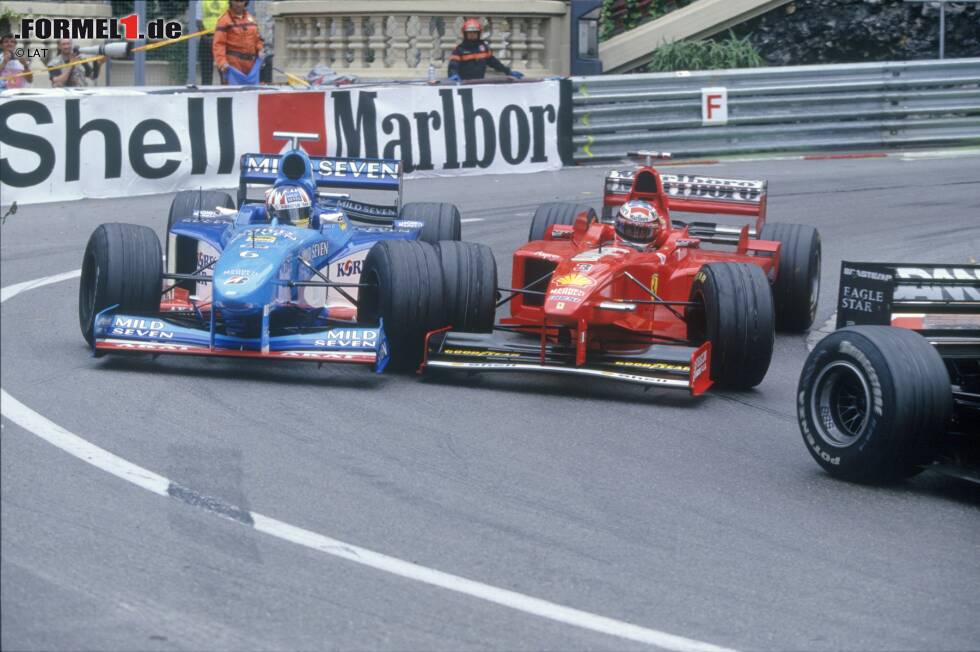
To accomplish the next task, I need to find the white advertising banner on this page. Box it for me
[0,81,566,205]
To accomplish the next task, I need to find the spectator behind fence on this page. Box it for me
[196,0,225,85]
[48,38,100,88]
[448,18,523,82]
[1,33,33,88]
[213,0,264,85]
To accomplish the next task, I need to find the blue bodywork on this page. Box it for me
[91,147,427,371]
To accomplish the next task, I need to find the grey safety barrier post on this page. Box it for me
[571,58,980,162]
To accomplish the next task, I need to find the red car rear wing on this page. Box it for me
[603,169,768,235]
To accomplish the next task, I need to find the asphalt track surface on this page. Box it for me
[2,153,979,652]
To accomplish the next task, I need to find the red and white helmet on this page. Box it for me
[615,200,664,246]
[462,18,482,37]
[266,185,312,228]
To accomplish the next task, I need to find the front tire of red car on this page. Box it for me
[435,241,497,333]
[797,326,951,483]
[687,262,774,389]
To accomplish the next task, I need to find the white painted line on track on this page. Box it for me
[460,218,485,223]
[0,271,737,652]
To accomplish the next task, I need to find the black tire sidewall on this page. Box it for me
[797,330,895,479]
[528,203,596,242]
[400,202,462,244]
[78,223,163,345]
[761,223,821,332]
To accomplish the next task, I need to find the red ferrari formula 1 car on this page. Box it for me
[422,161,821,394]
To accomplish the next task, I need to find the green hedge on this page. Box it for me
[647,34,764,72]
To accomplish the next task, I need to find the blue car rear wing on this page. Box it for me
[239,153,402,193]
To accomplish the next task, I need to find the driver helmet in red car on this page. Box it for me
[615,200,664,247]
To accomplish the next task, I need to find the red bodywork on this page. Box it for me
[424,166,782,395]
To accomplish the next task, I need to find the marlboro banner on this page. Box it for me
[0,81,571,205]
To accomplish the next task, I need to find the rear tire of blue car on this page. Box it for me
[686,262,774,389]
[399,202,461,244]
[528,203,596,242]
[79,223,163,347]
[167,190,235,290]
[436,241,497,333]
[760,222,821,333]
[797,326,951,483]
[358,240,447,372]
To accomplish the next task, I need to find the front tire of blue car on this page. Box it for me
[79,223,163,346]
[399,202,462,243]
[358,240,447,372]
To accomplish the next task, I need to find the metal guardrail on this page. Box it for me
[571,58,980,161]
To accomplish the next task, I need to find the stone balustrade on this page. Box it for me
[269,1,571,81]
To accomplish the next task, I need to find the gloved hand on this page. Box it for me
[448,73,461,82]
[508,70,524,79]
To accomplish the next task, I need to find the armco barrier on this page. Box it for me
[571,58,980,161]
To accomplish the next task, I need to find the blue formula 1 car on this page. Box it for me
[78,132,497,372]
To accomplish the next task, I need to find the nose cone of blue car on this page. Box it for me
[211,226,309,313]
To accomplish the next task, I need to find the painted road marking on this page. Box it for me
[0,271,736,652]
[460,218,485,223]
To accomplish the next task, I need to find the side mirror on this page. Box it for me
[573,210,591,236]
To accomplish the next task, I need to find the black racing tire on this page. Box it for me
[527,201,599,242]
[687,262,775,389]
[78,223,163,346]
[167,190,235,289]
[760,222,821,332]
[399,202,462,244]
[436,241,497,333]
[528,202,596,242]
[797,326,951,483]
[358,240,447,372]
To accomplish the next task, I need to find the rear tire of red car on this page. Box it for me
[436,241,497,333]
[358,240,447,372]
[797,326,951,483]
[687,262,774,389]
[528,203,597,242]
[79,223,163,347]
[760,223,821,332]
[167,190,235,291]
[400,202,462,244]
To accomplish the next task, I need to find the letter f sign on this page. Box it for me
[701,87,728,125]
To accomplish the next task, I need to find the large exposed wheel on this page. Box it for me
[798,326,951,483]
[436,241,497,333]
[358,240,446,371]
[399,202,461,244]
[78,223,163,346]
[167,190,235,289]
[528,202,596,242]
[760,222,821,332]
[686,262,775,389]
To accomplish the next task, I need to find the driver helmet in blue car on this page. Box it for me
[615,200,664,247]
[266,185,312,228]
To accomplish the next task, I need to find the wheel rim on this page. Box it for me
[810,360,871,447]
